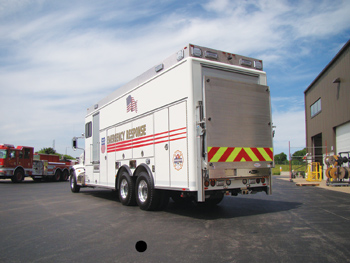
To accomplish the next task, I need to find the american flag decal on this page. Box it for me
[126,95,137,113]
[101,137,106,154]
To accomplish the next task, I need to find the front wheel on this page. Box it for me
[135,172,160,211]
[70,173,80,193]
[11,169,24,183]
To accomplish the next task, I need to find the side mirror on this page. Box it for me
[72,137,78,150]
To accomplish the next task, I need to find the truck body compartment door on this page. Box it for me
[204,75,273,171]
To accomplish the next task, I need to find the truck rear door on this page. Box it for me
[203,67,273,177]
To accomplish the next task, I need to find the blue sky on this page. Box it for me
[0,0,349,158]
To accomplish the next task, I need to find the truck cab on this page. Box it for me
[0,144,34,182]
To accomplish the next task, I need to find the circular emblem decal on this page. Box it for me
[173,150,184,171]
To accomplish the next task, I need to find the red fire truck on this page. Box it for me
[0,144,74,183]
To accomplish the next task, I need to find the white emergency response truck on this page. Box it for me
[71,44,274,211]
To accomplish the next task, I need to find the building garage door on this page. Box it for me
[336,122,350,154]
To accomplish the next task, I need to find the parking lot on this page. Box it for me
[1,176,350,263]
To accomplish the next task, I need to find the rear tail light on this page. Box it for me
[242,179,247,184]
[204,180,210,187]
[261,178,266,184]
[210,180,216,187]
[256,178,261,184]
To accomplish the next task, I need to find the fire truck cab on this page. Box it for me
[0,144,34,182]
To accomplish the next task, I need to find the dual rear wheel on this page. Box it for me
[53,169,70,182]
[118,171,169,211]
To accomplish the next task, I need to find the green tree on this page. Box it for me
[292,148,307,165]
[37,148,75,161]
[61,154,75,161]
[274,152,288,164]
[38,147,57,155]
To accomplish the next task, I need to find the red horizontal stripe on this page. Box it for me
[169,131,187,137]
[154,135,169,142]
[169,127,186,133]
[169,136,187,142]
[106,137,187,153]
[107,127,187,153]
[107,128,185,149]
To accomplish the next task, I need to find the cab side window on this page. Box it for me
[85,122,92,138]
[0,150,7,159]
[24,148,31,159]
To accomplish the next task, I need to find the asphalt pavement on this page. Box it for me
[1,176,350,263]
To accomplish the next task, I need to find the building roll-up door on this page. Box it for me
[336,122,350,154]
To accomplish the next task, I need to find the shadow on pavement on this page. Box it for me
[0,179,69,184]
[164,196,302,220]
[79,188,302,220]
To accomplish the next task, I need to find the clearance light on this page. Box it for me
[240,58,252,67]
[177,50,184,61]
[155,63,164,72]
[254,61,263,70]
[204,51,218,59]
[192,47,202,57]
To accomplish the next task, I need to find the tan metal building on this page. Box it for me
[304,39,350,165]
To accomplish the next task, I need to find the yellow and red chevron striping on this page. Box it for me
[208,147,273,162]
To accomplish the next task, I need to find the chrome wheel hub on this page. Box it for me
[120,179,128,199]
[138,180,148,203]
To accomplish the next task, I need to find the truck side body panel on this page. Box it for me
[84,60,193,189]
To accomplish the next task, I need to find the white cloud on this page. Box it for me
[272,109,306,155]
[271,95,306,155]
